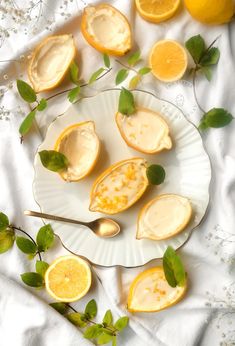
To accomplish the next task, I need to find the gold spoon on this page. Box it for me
[24,210,121,238]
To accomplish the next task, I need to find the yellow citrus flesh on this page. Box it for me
[45,255,92,302]
[135,0,181,23]
[54,121,100,182]
[149,40,188,82]
[184,0,234,24]
[89,158,148,215]
[127,267,186,312]
[28,35,76,93]
[137,194,192,240]
[81,4,132,56]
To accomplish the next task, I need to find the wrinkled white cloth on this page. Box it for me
[1,1,235,345]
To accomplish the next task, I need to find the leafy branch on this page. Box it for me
[185,34,233,130]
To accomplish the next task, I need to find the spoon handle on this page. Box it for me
[24,210,88,227]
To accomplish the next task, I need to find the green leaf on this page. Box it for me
[69,61,79,85]
[36,224,54,252]
[0,212,9,232]
[200,47,220,66]
[89,68,105,84]
[84,325,103,339]
[163,246,186,288]
[16,236,37,254]
[115,69,129,85]
[17,80,37,103]
[97,333,113,345]
[185,35,205,64]
[103,310,113,326]
[36,260,49,277]
[127,51,141,66]
[39,150,68,172]
[19,110,37,136]
[67,312,87,327]
[146,164,166,185]
[21,272,44,287]
[103,54,110,68]
[112,336,117,346]
[201,66,212,81]
[0,230,15,254]
[118,88,136,116]
[85,299,97,318]
[37,98,47,111]
[114,316,129,331]
[129,75,140,89]
[68,86,80,103]
[138,67,151,75]
[50,302,68,315]
[199,108,233,130]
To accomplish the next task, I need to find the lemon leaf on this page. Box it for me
[163,246,186,288]
[118,88,136,116]
[36,224,54,252]
[85,299,97,318]
[103,309,113,326]
[138,67,151,75]
[200,47,220,66]
[115,69,129,85]
[127,51,141,66]
[21,272,44,287]
[39,150,68,172]
[69,61,79,85]
[201,66,212,81]
[89,68,105,84]
[37,98,47,111]
[50,302,68,315]
[36,260,49,277]
[97,333,113,345]
[16,236,37,254]
[114,316,129,331]
[0,230,15,254]
[112,336,117,346]
[17,80,37,103]
[129,75,140,89]
[185,35,205,64]
[68,86,80,103]
[67,312,87,327]
[0,212,9,232]
[103,53,110,68]
[84,325,103,339]
[146,164,165,185]
[19,110,37,136]
[199,108,233,130]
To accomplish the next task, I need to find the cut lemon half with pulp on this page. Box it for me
[55,121,100,182]
[116,107,172,154]
[149,40,188,82]
[45,255,92,302]
[89,158,148,214]
[81,4,132,56]
[28,34,76,93]
[127,266,186,312]
[135,0,181,23]
[137,194,192,240]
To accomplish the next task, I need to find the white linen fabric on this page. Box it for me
[0,1,235,345]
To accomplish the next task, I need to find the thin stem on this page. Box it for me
[192,68,206,114]
[66,303,77,313]
[11,225,42,261]
[115,59,138,74]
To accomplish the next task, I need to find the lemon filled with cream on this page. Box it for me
[28,34,76,92]
[89,158,148,214]
[81,4,132,56]
[116,108,172,154]
[55,121,100,182]
[137,194,192,240]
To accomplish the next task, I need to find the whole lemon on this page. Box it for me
[184,0,234,24]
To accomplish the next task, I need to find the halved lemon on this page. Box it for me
[28,34,76,92]
[116,108,172,154]
[55,121,100,182]
[81,4,132,56]
[135,0,181,23]
[89,158,148,214]
[137,194,192,240]
[149,40,188,82]
[45,255,92,302]
[127,266,186,312]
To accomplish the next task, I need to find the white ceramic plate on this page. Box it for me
[33,89,211,267]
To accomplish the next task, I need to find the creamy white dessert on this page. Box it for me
[116,108,172,154]
[28,35,75,92]
[55,121,100,182]
[137,194,192,240]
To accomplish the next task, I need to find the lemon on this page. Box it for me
[45,255,92,302]
[135,0,181,23]
[184,0,234,25]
